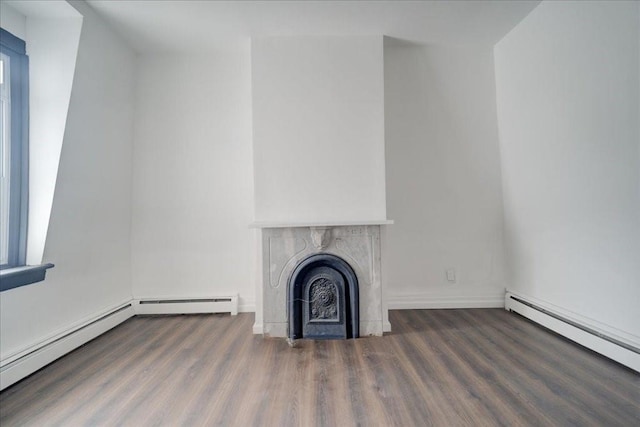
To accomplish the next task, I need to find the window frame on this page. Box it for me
[1,27,29,270]
[0,28,54,292]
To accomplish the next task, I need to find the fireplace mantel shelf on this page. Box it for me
[249,219,393,229]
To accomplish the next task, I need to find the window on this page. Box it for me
[0,28,52,292]
[0,28,29,270]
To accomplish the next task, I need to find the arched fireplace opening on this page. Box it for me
[288,253,359,340]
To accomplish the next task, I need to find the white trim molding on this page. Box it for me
[252,322,264,335]
[238,298,255,313]
[505,290,640,372]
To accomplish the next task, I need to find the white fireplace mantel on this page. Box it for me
[250,219,393,229]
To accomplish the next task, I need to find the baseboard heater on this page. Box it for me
[1,302,135,391]
[505,291,640,372]
[1,296,239,391]
[133,296,238,316]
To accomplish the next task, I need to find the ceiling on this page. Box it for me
[85,0,540,53]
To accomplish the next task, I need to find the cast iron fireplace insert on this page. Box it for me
[287,253,359,340]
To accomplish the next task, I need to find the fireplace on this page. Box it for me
[288,253,359,339]
[252,222,391,338]
[250,37,390,338]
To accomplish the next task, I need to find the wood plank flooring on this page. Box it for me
[1,309,638,426]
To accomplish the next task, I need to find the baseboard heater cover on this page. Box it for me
[388,295,504,310]
[0,303,135,391]
[1,296,240,390]
[505,291,640,372]
[133,295,238,316]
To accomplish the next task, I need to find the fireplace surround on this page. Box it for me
[252,222,392,338]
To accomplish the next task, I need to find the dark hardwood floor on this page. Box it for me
[1,309,638,426]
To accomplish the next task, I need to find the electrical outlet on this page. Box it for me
[446,268,456,283]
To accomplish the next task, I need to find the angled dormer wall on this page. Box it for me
[0,0,136,365]
[495,1,640,343]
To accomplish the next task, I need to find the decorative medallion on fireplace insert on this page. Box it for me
[288,253,359,340]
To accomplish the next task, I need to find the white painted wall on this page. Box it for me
[0,2,26,39]
[383,40,507,308]
[0,0,135,358]
[495,1,640,339]
[131,50,256,311]
[132,36,506,314]
[252,36,387,223]
[25,16,82,264]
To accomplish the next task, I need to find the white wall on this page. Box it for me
[383,40,507,308]
[131,50,256,310]
[25,15,83,264]
[252,36,387,223]
[0,0,135,358]
[0,2,26,39]
[132,36,507,313]
[495,1,640,340]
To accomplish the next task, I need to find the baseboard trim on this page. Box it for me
[238,300,255,313]
[383,321,392,333]
[388,294,504,310]
[252,322,264,335]
[505,291,640,372]
[0,302,135,391]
